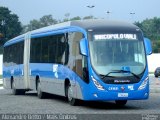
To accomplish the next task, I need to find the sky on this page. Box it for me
[0,0,160,25]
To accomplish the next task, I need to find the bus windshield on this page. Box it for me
[89,33,146,77]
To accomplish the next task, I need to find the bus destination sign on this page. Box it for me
[94,34,137,40]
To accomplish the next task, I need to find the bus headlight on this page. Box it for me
[138,76,149,90]
[91,76,105,90]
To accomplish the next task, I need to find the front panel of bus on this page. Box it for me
[84,29,149,101]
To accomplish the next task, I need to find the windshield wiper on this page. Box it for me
[101,69,140,80]
[100,74,115,79]
[113,70,140,79]
[101,71,119,79]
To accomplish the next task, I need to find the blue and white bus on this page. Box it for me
[3,20,152,106]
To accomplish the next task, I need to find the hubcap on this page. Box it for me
[12,81,16,94]
[68,86,73,101]
[12,81,15,89]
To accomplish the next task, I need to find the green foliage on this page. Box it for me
[0,7,22,54]
[83,15,95,20]
[23,15,58,33]
[1,7,158,53]
[135,17,160,53]
[70,16,81,21]
[62,16,81,22]
[40,15,58,26]
[23,14,97,33]
[0,7,22,43]
[152,41,160,53]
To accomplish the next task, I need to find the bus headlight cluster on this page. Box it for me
[138,76,149,90]
[91,76,105,91]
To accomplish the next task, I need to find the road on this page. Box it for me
[0,76,160,120]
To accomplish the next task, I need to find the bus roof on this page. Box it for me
[4,19,140,47]
[32,19,139,33]
[71,19,139,30]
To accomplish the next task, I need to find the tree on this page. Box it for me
[0,7,22,53]
[70,16,81,21]
[40,15,58,27]
[23,15,58,33]
[23,19,41,32]
[135,17,160,53]
[83,15,95,20]
[23,14,98,33]
[62,14,81,22]
[135,17,160,40]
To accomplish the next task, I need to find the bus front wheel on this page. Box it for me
[115,100,127,106]
[67,84,78,106]
[37,81,45,99]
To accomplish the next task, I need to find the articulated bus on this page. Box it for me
[3,20,152,106]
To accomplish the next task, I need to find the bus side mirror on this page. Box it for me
[80,38,88,56]
[144,37,152,55]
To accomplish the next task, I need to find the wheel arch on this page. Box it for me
[64,78,70,97]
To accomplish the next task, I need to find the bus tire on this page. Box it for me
[37,81,45,99]
[155,75,158,78]
[11,80,19,95]
[67,83,78,106]
[19,90,25,95]
[115,100,127,106]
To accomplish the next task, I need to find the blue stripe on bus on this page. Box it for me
[4,36,25,47]
[31,26,87,39]
[3,63,149,101]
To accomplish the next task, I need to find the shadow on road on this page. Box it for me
[79,101,140,110]
[24,91,139,110]
[25,91,68,103]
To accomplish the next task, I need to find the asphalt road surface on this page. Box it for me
[0,76,160,120]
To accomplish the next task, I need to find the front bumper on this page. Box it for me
[83,87,149,101]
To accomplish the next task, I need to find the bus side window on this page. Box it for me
[57,33,69,65]
[67,32,89,83]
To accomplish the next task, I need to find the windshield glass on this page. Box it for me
[89,33,146,77]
